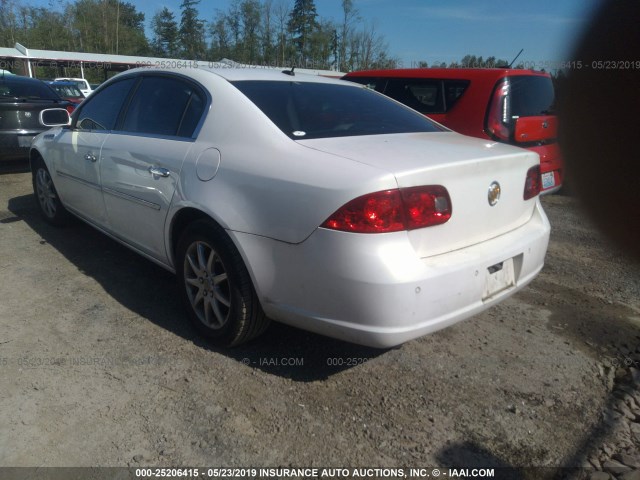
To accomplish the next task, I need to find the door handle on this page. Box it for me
[149,166,170,178]
[84,153,97,162]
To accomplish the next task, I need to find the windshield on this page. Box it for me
[232,80,443,140]
[510,76,556,116]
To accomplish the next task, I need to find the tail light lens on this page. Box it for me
[486,78,512,142]
[523,165,541,200]
[65,104,76,114]
[321,186,452,234]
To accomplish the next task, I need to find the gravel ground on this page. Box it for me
[0,161,638,479]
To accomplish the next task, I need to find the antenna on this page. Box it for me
[282,66,296,76]
[508,49,524,68]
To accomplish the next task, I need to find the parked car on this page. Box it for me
[46,81,85,104]
[54,77,92,97]
[30,67,550,348]
[0,74,73,161]
[343,68,563,194]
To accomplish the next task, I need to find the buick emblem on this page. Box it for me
[488,181,501,206]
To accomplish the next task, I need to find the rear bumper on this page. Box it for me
[232,200,551,348]
[529,143,563,194]
[0,132,39,160]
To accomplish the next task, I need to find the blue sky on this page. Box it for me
[43,0,604,69]
[136,0,603,67]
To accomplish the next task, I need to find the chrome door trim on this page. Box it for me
[102,186,161,211]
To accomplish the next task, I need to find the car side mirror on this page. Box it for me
[40,108,71,127]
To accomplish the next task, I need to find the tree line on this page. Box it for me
[0,0,529,78]
[0,0,398,72]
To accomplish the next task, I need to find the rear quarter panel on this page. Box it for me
[167,75,396,249]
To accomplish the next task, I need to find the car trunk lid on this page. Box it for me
[301,131,540,257]
[0,99,62,130]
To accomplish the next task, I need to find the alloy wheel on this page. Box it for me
[35,168,57,218]
[183,240,231,329]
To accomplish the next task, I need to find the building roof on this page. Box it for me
[0,43,343,78]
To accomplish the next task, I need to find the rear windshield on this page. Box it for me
[509,76,555,117]
[49,83,83,98]
[232,80,443,140]
[0,79,59,100]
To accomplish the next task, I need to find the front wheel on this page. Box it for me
[32,159,72,226]
[176,220,269,346]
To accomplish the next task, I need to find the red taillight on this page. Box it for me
[321,186,452,234]
[524,165,541,200]
[65,105,76,114]
[486,78,512,142]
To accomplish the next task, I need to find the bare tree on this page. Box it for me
[339,0,359,71]
[273,0,290,66]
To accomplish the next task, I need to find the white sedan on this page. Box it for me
[30,67,550,348]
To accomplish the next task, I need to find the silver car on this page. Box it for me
[30,67,550,348]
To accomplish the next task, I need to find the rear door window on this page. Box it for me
[443,80,469,111]
[121,75,206,138]
[348,77,470,115]
[383,79,444,114]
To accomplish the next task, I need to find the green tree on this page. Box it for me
[239,0,261,63]
[179,0,206,59]
[209,12,231,60]
[287,0,318,63]
[151,7,179,57]
[71,0,147,55]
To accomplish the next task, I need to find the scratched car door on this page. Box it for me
[99,74,207,263]
[52,78,136,226]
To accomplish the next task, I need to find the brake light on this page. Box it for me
[65,105,76,114]
[321,186,452,233]
[523,165,541,200]
[486,78,512,142]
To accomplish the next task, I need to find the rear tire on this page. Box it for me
[176,220,269,346]
[32,158,73,226]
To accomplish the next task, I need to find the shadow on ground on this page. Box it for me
[8,193,385,382]
[0,159,30,175]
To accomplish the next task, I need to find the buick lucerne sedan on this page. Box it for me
[30,67,550,348]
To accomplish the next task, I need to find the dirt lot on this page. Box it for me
[0,162,639,477]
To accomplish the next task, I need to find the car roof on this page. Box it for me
[344,68,551,80]
[0,74,50,85]
[118,66,354,85]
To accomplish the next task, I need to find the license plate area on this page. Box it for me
[541,171,555,189]
[482,257,516,301]
[17,135,36,148]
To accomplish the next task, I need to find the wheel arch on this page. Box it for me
[29,148,45,171]
[167,206,267,303]
[168,207,213,266]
